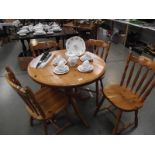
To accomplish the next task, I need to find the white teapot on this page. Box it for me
[68,56,79,67]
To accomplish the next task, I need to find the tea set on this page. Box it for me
[30,36,94,75]
[52,54,94,74]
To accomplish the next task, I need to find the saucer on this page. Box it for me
[33,32,46,35]
[19,33,27,36]
[47,31,54,34]
[17,29,29,34]
[53,65,69,75]
[52,28,62,32]
[77,64,94,73]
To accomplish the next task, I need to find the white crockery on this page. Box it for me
[19,33,27,36]
[33,32,46,35]
[17,29,29,34]
[80,52,93,61]
[52,27,62,32]
[68,56,79,67]
[77,60,94,72]
[65,36,86,57]
[47,31,54,34]
[53,61,69,74]
[52,55,67,66]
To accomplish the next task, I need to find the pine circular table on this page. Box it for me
[28,50,106,127]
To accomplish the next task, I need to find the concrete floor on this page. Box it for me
[0,33,155,135]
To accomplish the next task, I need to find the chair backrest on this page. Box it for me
[120,51,155,102]
[30,40,58,57]
[86,39,111,62]
[5,66,45,118]
[5,66,22,87]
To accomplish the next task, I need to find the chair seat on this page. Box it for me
[103,85,144,111]
[26,87,68,120]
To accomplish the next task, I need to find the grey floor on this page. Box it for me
[0,32,155,135]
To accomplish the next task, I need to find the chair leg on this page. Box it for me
[100,79,103,90]
[96,80,99,107]
[135,110,138,127]
[112,110,123,134]
[94,96,105,116]
[30,116,33,126]
[43,121,48,135]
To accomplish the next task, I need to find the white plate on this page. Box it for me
[19,33,27,36]
[17,29,29,34]
[66,36,86,57]
[52,28,62,32]
[77,65,94,73]
[53,66,69,75]
[47,31,54,34]
[33,32,46,35]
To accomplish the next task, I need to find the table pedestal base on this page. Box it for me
[66,88,90,128]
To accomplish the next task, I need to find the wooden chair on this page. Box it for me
[5,66,70,135]
[94,51,155,134]
[86,39,111,62]
[79,39,111,104]
[30,40,58,57]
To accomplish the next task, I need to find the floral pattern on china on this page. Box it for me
[65,36,86,57]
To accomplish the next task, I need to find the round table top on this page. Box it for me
[28,50,106,88]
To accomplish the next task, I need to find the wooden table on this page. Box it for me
[28,50,106,127]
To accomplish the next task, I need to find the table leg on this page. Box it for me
[94,27,98,39]
[70,96,89,128]
[27,39,30,51]
[56,37,60,50]
[62,37,65,49]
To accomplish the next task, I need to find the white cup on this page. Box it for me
[82,60,90,70]
[57,61,66,72]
